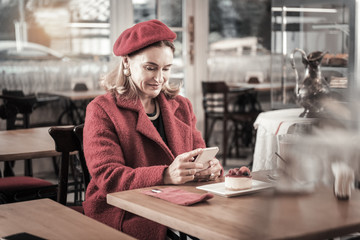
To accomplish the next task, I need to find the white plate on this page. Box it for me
[196,180,274,197]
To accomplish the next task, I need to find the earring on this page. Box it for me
[123,68,131,77]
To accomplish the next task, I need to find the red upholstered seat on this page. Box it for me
[0,176,57,203]
[70,205,84,214]
[0,176,53,191]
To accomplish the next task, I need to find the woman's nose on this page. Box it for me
[154,71,163,82]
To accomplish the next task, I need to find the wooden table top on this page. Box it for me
[0,127,63,162]
[107,171,360,240]
[50,90,106,101]
[0,198,134,240]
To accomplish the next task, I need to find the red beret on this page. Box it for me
[113,19,177,56]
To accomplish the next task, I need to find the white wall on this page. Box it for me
[185,0,209,133]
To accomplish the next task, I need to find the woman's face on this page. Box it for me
[125,45,173,101]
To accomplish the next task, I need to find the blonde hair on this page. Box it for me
[100,41,181,99]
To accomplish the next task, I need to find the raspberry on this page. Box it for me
[239,166,250,175]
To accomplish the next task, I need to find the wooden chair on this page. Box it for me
[48,125,89,212]
[0,90,38,177]
[0,176,57,204]
[230,88,262,159]
[73,124,90,193]
[0,89,58,203]
[0,90,60,177]
[201,81,262,166]
[0,89,37,130]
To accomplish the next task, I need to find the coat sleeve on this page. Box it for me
[83,101,168,195]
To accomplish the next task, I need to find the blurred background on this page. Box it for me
[1,0,359,175]
[0,0,272,130]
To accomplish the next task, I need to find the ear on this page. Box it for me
[122,56,130,68]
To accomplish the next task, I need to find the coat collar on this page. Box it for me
[114,92,191,159]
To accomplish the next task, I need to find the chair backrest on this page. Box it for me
[201,81,229,94]
[1,89,38,129]
[73,83,88,92]
[2,89,37,114]
[233,88,262,114]
[201,81,230,114]
[48,125,85,205]
[73,124,91,191]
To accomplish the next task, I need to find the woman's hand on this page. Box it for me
[163,148,205,185]
[194,158,222,182]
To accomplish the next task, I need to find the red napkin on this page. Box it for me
[141,187,214,206]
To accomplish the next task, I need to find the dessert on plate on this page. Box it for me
[225,166,252,191]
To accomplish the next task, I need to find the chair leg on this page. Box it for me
[223,118,227,167]
[206,120,217,145]
[4,161,15,177]
[204,117,217,146]
[234,123,240,158]
[204,116,209,145]
[52,157,59,178]
[24,159,33,177]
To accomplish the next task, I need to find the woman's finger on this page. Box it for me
[181,161,204,170]
[181,168,196,176]
[178,148,203,162]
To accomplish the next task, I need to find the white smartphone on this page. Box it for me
[194,147,219,171]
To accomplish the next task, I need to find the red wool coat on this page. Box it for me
[83,92,206,240]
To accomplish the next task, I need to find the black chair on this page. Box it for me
[201,81,262,166]
[48,125,89,212]
[0,90,59,204]
[0,176,57,204]
[73,124,90,193]
[0,89,60,177]
[0,90,38,177]
[230,88,262,158]
[0,89,37,130]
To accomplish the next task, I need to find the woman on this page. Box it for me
[83,19,222,240]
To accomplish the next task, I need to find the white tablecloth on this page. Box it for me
[252,108,314,171]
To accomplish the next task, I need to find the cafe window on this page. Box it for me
[0,0,111,59]
[208,0,271,84]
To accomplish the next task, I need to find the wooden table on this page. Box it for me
[50,90,105,125]
[227,82,295,92]
[0,127,62,162]
[50,90,106,101]
[0,198,134,240]
[107,171,360,240]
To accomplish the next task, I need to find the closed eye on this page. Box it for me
[145,65,157,71]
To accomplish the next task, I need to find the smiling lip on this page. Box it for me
[148,83,161,87]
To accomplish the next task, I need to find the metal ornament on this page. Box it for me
[123,68,131,77]
[290,49,331,118]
